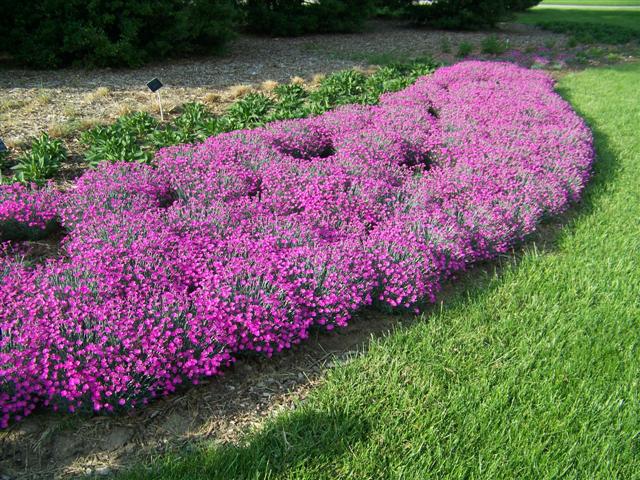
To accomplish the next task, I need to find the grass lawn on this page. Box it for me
[118,59,640,479]
[541,0,640,5]
[518,8,640,30]
[518,7,640,43]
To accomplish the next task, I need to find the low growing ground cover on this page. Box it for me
[0,61,593,430]
[120,61,640,480]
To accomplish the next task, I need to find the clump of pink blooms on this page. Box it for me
[0,62,594,428]
[0,183,59,241]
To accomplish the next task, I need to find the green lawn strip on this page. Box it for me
[521,7,640,27]
[540,0,640,6]
[120,63,640,479]
[518,7,640,44]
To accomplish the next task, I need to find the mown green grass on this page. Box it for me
[119,63,640,480]
[541,0,640,5]
[518,7,640,31]
[518,7,640,43]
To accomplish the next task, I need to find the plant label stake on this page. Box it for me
[147,78,164,121]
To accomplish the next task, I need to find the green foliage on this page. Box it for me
[372,0,412,17]
[507,0,541,11]
[517,8,640,42]
[0,149,9,168]
[243,0,375,36]
[2,0,238,68]
[81,112,158,165]
[12,133,66,184]
[308,70,369,112]
[480,35,509,55]
[225,93,277,130]
[270,84,309,120]
[151,103,220,147]
[457,41,474,57]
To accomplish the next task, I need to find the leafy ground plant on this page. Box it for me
[81,112,158,165]
[457,41,474,57]
[0,62,593,429]
[12,133,66,184]
[480,35,509,54]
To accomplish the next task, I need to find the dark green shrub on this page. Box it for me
[2,0,238,68]
[12,134,66,184]
[373,0,412,17]
[0,149,9,168]
[243,0,375,36]
[507,0,541,11]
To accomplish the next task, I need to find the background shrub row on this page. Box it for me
[0,0,540,68]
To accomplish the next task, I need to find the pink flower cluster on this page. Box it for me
[0,183,59,241]
[0,62,593,428]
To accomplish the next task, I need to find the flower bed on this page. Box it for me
[0,183,60,241]
[0,61,594,428]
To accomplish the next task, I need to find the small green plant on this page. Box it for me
[440,37,452,54]
[12,133,66,184]
[224,93,276,130]
[151,103,220,147]
[480,35,508,55]
[605,52,624,63]
[585,46,606,58]
[271,84,309,120]
[81,112,158,165]
[309,69,369,113]
[457,41,473,57]
[544,38,556,50]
